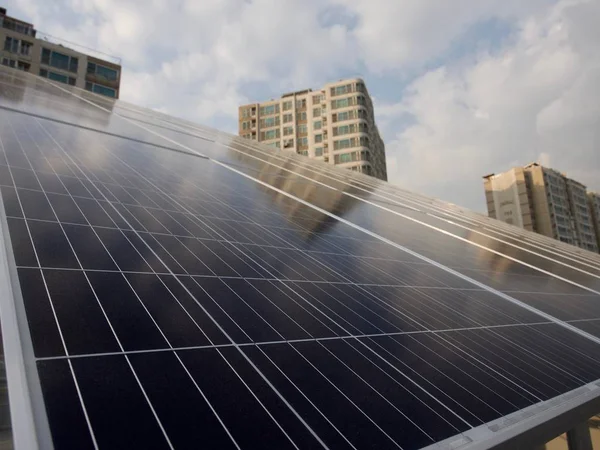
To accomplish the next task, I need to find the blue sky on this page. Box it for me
[7,0,600,212]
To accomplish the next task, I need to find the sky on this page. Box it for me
[7,0,600,212]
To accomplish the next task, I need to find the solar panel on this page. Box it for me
[1,66,600,450]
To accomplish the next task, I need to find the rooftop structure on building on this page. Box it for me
[238,78,388,181]
[483,162,599,253]
[0,7,121,98]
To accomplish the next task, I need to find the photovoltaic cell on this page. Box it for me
[1,67,600,450]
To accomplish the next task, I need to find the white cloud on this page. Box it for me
[17,0,359,124]
[332,0,556,71]
[380,0,600,210]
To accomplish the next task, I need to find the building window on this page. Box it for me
[41,47,79,73]
[4,36,17,53]
[260,129,280,140]
[20,41,32,56]
[334,152,355,163]
[332,109,367,122]
[241,121,251,130]
[283,113,293,123]
[332,98,350,109]
[282,100,292,111]
[297,111,307,121]
[266,141,280,149]
[297,124,308,135]
[333,123,367,136]
[84,81,116,97]
[334,139,350,150]
[333,136,369,150]
[331,84,352,96]
[312,107,321,117]
[1,57,16,68]
[298,137,308,147]
[314,120,322,130]
[259,104,279,115]
[0,17,35,36]
[315,134,323,143]
[315,147,323,157]
[335,111,349,122]
[332,151,367,164]
[260,116,279,128]
[17,60,30,71]
[336,125,350,136]
[283,139,294,149]
[296,99,306,109]
[4,37,32,56]
[40,68,76,86]
[283,126,294,136]
[312,94,322,103]
[87,62,118,81]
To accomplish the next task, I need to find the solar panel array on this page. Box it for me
[1,66,600,450]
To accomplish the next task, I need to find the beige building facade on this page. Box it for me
[238,78,387,181]
[0,7,121,98]
[483,163,599,253]
[588,192,600,250]
[482,167,534,231]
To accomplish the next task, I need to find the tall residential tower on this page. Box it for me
[238,78,387,181]
[483,163,598,253]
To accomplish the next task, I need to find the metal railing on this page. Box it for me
[36,31,121,65]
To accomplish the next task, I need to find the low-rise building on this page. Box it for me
[0,7,121,98]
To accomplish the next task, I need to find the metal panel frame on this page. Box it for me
[423,380,600,449]
[0,194,53,449]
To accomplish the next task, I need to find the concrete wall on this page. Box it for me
[483,167,534,231]
[524,165,555,239]
[588,193,600,250]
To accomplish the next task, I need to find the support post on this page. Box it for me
[567,421,593,450]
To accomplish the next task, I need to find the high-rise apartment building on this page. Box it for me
[483,163,599,253]
[588,192,600,250]
[0,7,121,98]
[238,78,387,181]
